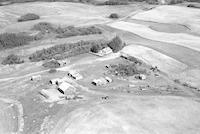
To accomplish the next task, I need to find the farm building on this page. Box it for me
[58,59,70,67]
[30,75,41,81]
[67,70,83,80]
[92,77,112,86]
[58,82,75,94]
[105,77,112,83]
[135,74,146,80]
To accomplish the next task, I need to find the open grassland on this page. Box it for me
[131,5,200,34]
[0,2,144,33]
[108,21,200,51]
[121,45,188,75]
[51,96,200,134]
[0,1,200,134]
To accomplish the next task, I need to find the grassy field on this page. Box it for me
[0,1,200,134]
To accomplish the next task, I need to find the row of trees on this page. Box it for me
[29,36,125,62]
[0,33,33,49]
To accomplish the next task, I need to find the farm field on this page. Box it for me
[0,1,200,134]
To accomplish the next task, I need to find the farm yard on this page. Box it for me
[0,1,200,134]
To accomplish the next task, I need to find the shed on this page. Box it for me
[105,77,112,83]
[92,77,108,86]
[58,82,74,94]
[68,70,83,80]
[135,74,146,80]
[31,75,41,81]
[58,59,70,67]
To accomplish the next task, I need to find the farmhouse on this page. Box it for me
[98,47,113,56]
[67,70,83,80]
[31,75,41,81]
[58,82,74,94]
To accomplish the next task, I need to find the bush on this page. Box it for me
[121,55,142,65]
[49,68,57,73]
[18,13,40,22]
[2,54,24,65]
[90,44,102,53]
[56,26,102,38]
[109,13,119,19]
[108,36,125,53]
[0,33,33,49]
[98,0,129,5]
[109,63,138,76]
[187,4,200,8]
[32,22,56,33]
[42,60,60,68]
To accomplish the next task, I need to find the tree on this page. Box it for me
[2,54,24,65]
[18,13,40,22]
[109,13,119,19]
[108,36,124,52]
[90,44,101,53]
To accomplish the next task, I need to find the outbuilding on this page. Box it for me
[92,77,108,86]
[58,82,74,94]
[58,59,70,67]
[135,74,146,80]
[67,70,83,80]
[31,75,41,81]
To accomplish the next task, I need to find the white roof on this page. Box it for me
[68,70,83,80]
[58,82,73,92]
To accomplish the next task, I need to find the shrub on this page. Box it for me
[109,63,139,76]
[108,36,125,52]
[187,4,200,8]
[121,55,142,65]
[109,13,119,19]
[18,13,40,22]
[0,33,33,49]
[42,60,60,68]
[56,26,102,38]
[2,54,24,65]
[98,0,129,5]
[32,22,56,33]
[49,68,57,73]
[90,44,102,53]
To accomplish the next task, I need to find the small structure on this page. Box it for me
[49,78,63,85]
[39,89,65,102]
[98,47,113,56]
[135,74,146,80]
[105,77,112,83]
[92,77,112,86]
[67,70,83,80]
[58,59,70,67]
[31,75,41,81]
[120,52,129,59]
[102,96,109,100]
[58,82,74,94]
